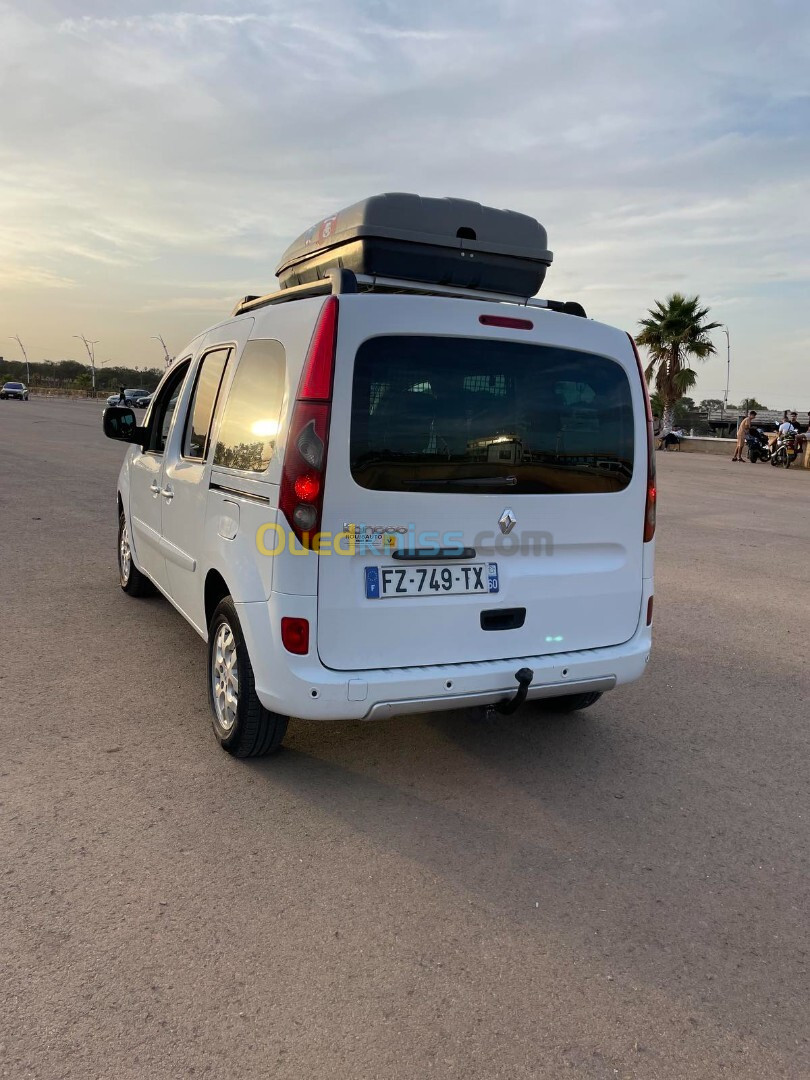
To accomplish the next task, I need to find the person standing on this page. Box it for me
[117,385,126,405]
[789,412,807,452]
[732,410,757,461]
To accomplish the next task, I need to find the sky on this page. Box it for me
[1,0,808,406]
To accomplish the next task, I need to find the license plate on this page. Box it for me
[365,563,499,599]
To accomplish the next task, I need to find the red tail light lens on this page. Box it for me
[299,296,338,400]
[279,297,338,548]
[646,596,654,626]
[280,401,330,546]
[293,472,320,502]
[281,617,309,655]
[628,334,656,543]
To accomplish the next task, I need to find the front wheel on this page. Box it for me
[118,510,155,596]
[538,691,603,714]
[208,597,288,758]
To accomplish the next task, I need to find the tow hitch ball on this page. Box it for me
[490,667,535,717]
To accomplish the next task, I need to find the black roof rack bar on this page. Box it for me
[352,275,587,317]
[352,274,542,306]
[231,268,586,318]
[230,268,357,317]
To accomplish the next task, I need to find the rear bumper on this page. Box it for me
[235,596,652,722]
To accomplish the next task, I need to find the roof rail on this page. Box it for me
[231,268,586,318]
[230,268,355,317]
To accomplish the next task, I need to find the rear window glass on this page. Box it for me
[350,336,634,494]
[213,339,286,473]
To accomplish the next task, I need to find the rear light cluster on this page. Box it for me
[629,334,656,543]
[279,296,338,548]
[281,617,310,655]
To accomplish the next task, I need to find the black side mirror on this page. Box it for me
[103,406,146,447]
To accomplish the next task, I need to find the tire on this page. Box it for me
[208,597,288,758]
[538,691,603,714]
[118,510,155,597]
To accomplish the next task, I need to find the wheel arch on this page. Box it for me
[204,568,232,630]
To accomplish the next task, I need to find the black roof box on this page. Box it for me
[275,193,552,297]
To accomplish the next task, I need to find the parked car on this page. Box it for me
[131,392,153,409]
[1,381,29,400]
[105,388,150,407]
[102,193,655,759]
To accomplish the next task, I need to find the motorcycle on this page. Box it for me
[770,429,798,469]
[745,427,770,463]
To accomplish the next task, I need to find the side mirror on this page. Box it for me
[103,406,146,447]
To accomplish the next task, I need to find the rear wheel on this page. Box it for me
[118,510,155,596]
[538,691,602,714]
[208,597,288,757]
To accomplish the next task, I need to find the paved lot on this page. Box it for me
[1,397,808,1080]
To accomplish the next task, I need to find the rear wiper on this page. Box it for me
[409,475,518,487]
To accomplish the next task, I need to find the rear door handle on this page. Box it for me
[150,481,161,496]
[160,486,174,502]
[392,547,476,561]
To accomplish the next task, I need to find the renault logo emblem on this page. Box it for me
[498,508,517,535]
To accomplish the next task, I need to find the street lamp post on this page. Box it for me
[721,325,731,421]
[151,335,171,367]
[11,335,30,384]
[73,334,99,393]
[151,335,173,368]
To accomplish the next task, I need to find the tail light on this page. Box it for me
[279,297,338,548]
[629,334,656,543]
[479,314,534,330]
[646,596,654,626]
[281,617,309,655]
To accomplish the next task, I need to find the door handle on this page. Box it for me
[160,486,174,502]
[150,481,161,496]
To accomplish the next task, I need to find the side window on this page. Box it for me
[182,347,231,460]
[148,361,191,455]
[213,340,286,473]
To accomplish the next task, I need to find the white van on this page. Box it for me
[104,195,655,757]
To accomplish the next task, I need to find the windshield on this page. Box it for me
[5,382,23,389]
[350,335,635,495]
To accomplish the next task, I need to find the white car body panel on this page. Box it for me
[114,290,654,722]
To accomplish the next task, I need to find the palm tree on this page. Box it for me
[636,294,721,433]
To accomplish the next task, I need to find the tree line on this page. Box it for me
[0,358,163,392]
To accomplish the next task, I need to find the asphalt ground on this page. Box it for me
[1,396,808,1080]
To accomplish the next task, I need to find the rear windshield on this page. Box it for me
[350,335,635,495]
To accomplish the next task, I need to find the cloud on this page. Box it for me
[0,0,808,401]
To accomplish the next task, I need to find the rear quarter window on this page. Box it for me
[213,339,286,473]
[350,335,635,495]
